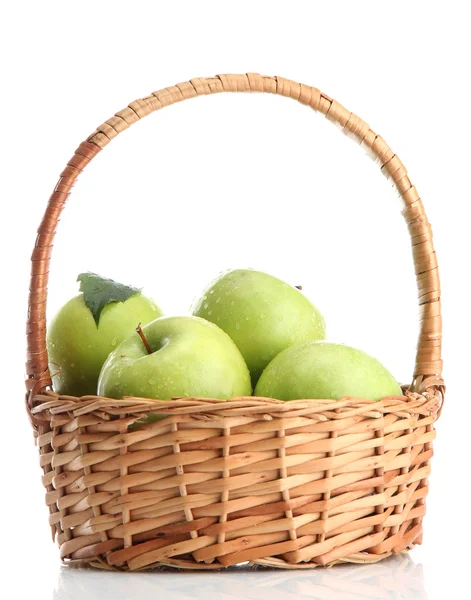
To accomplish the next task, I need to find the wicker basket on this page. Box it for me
[26,73,444,571]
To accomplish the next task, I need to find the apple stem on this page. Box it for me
[295,285,303,291]
[136,322,152,354]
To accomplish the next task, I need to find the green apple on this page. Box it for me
[255,341,402,401]
[192,269,326,385]
[97,315,252,400]
[47,273,163,396]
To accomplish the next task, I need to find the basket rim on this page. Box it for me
[30,385,443,422]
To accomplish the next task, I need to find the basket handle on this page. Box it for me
[26,73,443,404]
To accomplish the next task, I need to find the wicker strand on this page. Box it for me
[215,425,232,563]
[316,425,338,552]
[373,425,386,543]
[119,413,132,550]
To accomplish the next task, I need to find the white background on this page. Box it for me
[1,1,470,598]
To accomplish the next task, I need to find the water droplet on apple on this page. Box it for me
[216,297,221,304]
[230,300,235,306]
[209,290,214,294]
[111,338,117,346]
[260,314,266,320]
[235,323,240,330]
[203,302,209,309]
[245,316,250,321]
[70,363,75,367]
[208,310,212,316]
[148,379,156,385]
[51,343,55,348]
[278,316,283,321]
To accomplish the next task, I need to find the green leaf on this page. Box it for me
[77,272,140,325]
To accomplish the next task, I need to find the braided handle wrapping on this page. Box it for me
[26,73,442,404]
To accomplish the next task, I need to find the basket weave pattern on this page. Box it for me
[26,74,444,570]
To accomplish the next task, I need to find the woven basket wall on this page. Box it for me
[26,74,444,571]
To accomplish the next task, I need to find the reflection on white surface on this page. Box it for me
[53,554,426,600]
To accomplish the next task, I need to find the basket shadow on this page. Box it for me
[53,553,426,600]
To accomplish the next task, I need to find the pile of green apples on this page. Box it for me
[47,270,402,403]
